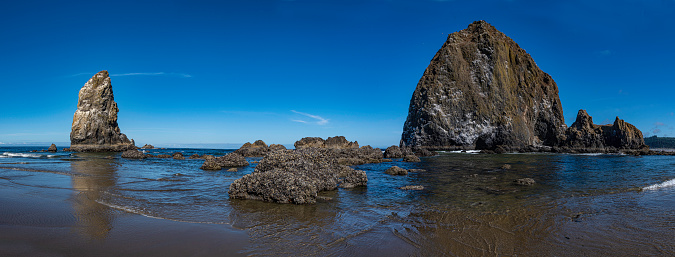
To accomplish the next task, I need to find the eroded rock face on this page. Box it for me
[70,71,135,152]
[228,149,367,204]
[563,110,646,150]
[401,21,566,150]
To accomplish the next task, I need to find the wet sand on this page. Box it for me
[0,169,248,256]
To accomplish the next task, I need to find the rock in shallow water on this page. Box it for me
[385,166,408,176]
[228,148,367,204]
[403,155,421,162]
[399,185,424,190]
[121,150,145,159]
[513,178,536,186]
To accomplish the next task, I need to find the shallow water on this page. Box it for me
[1,146,673,256]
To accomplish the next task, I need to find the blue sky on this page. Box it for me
[1,0,674,148]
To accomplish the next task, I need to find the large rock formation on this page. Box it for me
[562,110,646,151]
[70,71,135,152]
[401,21,566,150]
[400,21,646,152]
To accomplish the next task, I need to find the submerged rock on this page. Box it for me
[70,71,136,152]
[121,150,145,159]
[399,185,424,190]
[189,153,201,159]
[513,178,536,186]
[401,21,566,151]
[228,148,367,204]
[47,144,57,152]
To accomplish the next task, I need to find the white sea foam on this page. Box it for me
[643,178,675,191]
[575,153,604,156]
[1,152,43,158]
[449,150,481,154]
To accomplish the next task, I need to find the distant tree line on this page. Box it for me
[644,136,675,149]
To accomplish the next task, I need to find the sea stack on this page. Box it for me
[69,71,135,152]
[401,20,567,150]
[401,21,646,152]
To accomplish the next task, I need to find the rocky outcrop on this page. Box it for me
[234,140,271,157]
[200,160,222,170]
[172,152,185,160]
[70,71,136,152]
[200,152,249,170]
[562,110,646,151]
[385,166,408,175]
[228,148,367,204]
[401,21,566,151]
[121,150,145,159]
[294,136,359,149]
[384,146,405,158]
[214,153,249,167]
[140,144,154,149]
[403,155,421,162]
[47,144,57,152]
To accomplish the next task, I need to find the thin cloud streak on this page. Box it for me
[110,72,192,78]
[291,110,329,125]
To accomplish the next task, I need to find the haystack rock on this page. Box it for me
[401,21,566,150]
[70,71,135,152]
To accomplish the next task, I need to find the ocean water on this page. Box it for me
[1,146,673,256]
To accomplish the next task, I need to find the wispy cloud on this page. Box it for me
[111,72,192,78]
[291,110,329,125]
[65,72,95,78]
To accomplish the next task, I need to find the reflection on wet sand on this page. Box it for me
[70,153,118,240]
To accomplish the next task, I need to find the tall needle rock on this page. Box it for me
[70,71,135,152]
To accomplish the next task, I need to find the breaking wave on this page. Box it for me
[1,152,59,158]
[642,178,675,191]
